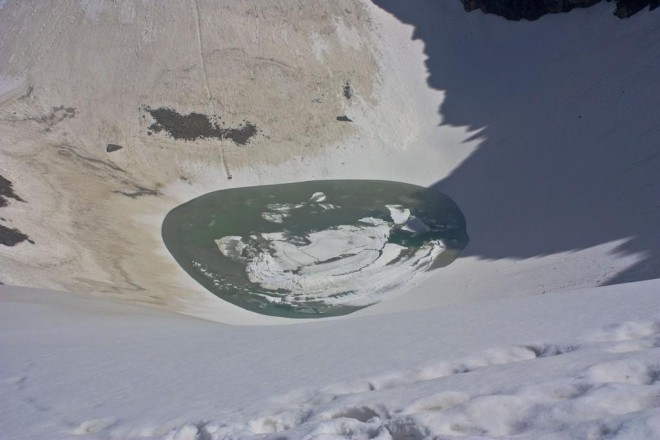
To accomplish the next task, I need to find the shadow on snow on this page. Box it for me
[371,0,660,284]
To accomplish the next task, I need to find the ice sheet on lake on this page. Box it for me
[386,204,411,225]
[261,192,335,223]
[261,212,287,223]
[215,236,246,260]
[218,198,446,309]
[309,192,327,202]
[387,204,431,234]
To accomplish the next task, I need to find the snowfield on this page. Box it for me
[1,0,659,438]
[2,281,660,439]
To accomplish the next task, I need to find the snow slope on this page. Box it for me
[2,281,660,439]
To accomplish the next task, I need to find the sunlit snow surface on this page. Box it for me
[162,180,468,317]
[3,282,660,440]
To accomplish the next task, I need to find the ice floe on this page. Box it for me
[218,194,446,309]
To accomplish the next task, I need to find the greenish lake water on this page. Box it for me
[162,180,468,318]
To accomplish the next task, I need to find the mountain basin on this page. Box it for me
[162,180,468,318]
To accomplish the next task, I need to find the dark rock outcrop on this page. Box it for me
[0,224,33,246]
[106,143,123,153]
[0,175,26,208]
[144,106,258,145]
[614,0,660,17]
[459,0,658,20]
[0,175,32,246]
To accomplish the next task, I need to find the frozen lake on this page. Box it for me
[162,180,468,318]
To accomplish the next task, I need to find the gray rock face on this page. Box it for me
[614,0,660,17]
[459,0,659,20]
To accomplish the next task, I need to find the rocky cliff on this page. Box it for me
[459,0,659,20]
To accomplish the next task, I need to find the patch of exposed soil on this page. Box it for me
[145,107,258,145]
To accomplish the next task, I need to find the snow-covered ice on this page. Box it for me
[231,215,445,307]
[385,205,411,226]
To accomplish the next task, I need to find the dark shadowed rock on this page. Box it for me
[614,0,659,17]
[106,144,123,153]
[0,175,25,208]
[336,115,353,122]
[459,0,657,20]
[0,175,32,246]
[0,224,33,246]
[343,81,353,99]
[459,0,599,20]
